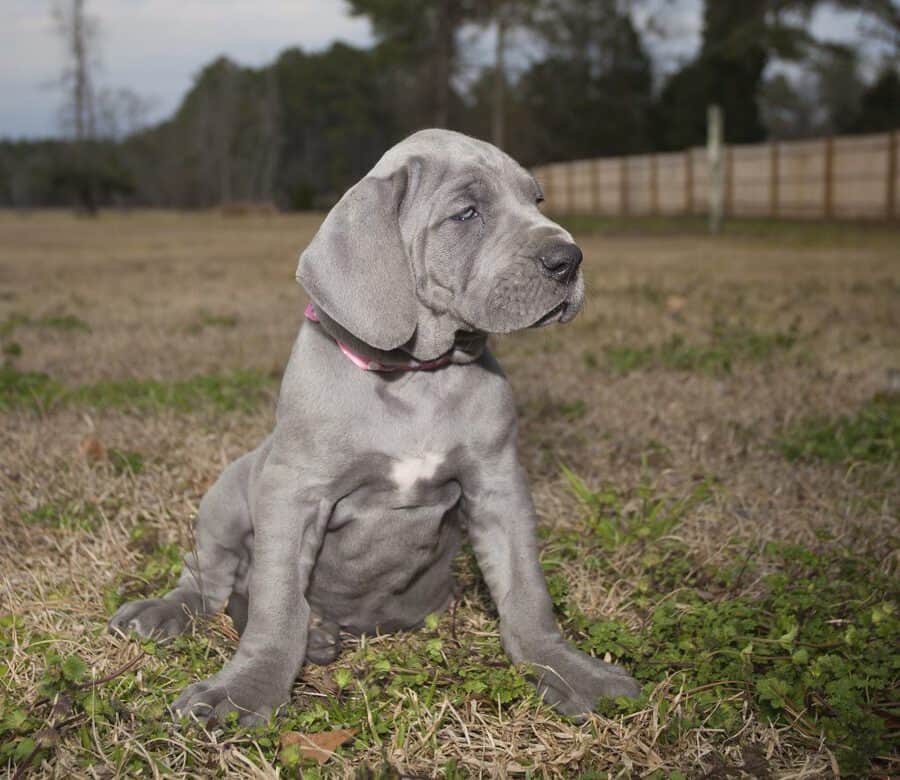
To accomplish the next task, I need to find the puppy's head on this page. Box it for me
[297,129,583,360]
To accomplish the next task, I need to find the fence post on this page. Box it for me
[567,163,576,214]
[650,154,659,215]
[823,136,835,220]
[620,157,629,217]
[591,159,600,215]
[725,146,735,217]
[888,131,897,221]
[685,149,694,215]
[770,142,780,219]
[707,105,724,233]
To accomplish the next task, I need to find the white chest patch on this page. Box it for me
[391,452,443,492]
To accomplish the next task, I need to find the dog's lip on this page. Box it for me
[530,301,567,328]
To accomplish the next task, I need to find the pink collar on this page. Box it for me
[305,303,452,372]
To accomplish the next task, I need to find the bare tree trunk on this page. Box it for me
[492,2,508,148]
[57,0,98,213]
[434,0,454,127]
[258,68,281,203]
[72,0,87,141]
[216,66,238,205]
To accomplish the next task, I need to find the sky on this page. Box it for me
[0,0,886,140]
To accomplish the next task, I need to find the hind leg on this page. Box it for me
[306,615,341,665]
[109,450,256,640]
[226,592,249,635]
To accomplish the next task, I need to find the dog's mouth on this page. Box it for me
[530,301,567,328]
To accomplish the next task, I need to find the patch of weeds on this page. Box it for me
[0,365,276,414]
[69,371,274,413]
[557,399,587,421]
[186,310,239,334]
[520,396,589,423]
[0,365,63,410]
[553,214,900,247]
[108,448,144,475]
[581,350,599,370]
[0,312,90,335]
[779,392,899,464]
[21,501,100,532]
[139,543,184,588]
[551,471,899,775]
[0,313,30,338]
[604,324,797,375]
[0,615,228,778]
[2,341,22,357]
[625,282,665,305]
[38,314,91,332]
[557,466,711,551]
[604,344,654,373]
[0,637,94,774]
[257,611,535,773]
[105,541,185,613]
[640,440,672,469]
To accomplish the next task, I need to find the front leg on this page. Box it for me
[172,465,329,726]
[462,435,639,717]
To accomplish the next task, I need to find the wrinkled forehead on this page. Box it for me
[370,132,539,200]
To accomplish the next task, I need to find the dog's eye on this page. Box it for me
[451,206,479,222]
[535,195,545,205]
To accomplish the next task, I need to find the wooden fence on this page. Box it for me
[532,131,900,221]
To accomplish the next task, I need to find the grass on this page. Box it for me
[185,310,240,334]
[599,325,798,376]
[4,480,897,776]
[0,365,276,414]
[555,213,900,248]
[547,477,899,776]
[1,312,91,337]
[1,210,898,777]
[780,392,900,464]
[20,501,100,532]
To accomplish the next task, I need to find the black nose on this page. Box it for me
[539,243,582,283]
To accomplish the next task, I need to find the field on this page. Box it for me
[1,210,898,778]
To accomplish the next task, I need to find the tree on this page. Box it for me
[812,44,866,134]
[759,72,821,139]
[654,0,827,150]
[486,0,538,149]
[851,65,900,131]
[830,0,900,58]
[515,0,654,163]
[53,0,100,213]
[345,0,478,129]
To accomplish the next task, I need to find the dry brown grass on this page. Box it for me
[1,209,898,778]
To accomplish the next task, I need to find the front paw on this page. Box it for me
[108,598,193,640]
[171,665,290,727]
[531,646,640,718]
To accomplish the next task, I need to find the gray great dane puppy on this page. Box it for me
[109,129,640,724]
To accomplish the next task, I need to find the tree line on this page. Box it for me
[1,0,898,211]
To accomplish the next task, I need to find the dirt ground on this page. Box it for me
[1,210,898,778]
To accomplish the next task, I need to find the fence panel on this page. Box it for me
[625,155,653,215]
[657,151,689,215]
[831,133,889,219]
[532,130,898,221]
[777,139,826,218]
[731,143,772,217]
[596,158,622,215]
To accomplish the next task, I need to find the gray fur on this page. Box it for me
[109,129,639,725]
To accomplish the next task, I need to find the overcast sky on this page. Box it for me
[0,0,883,139]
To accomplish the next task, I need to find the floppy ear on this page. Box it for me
[296,168,417,352]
